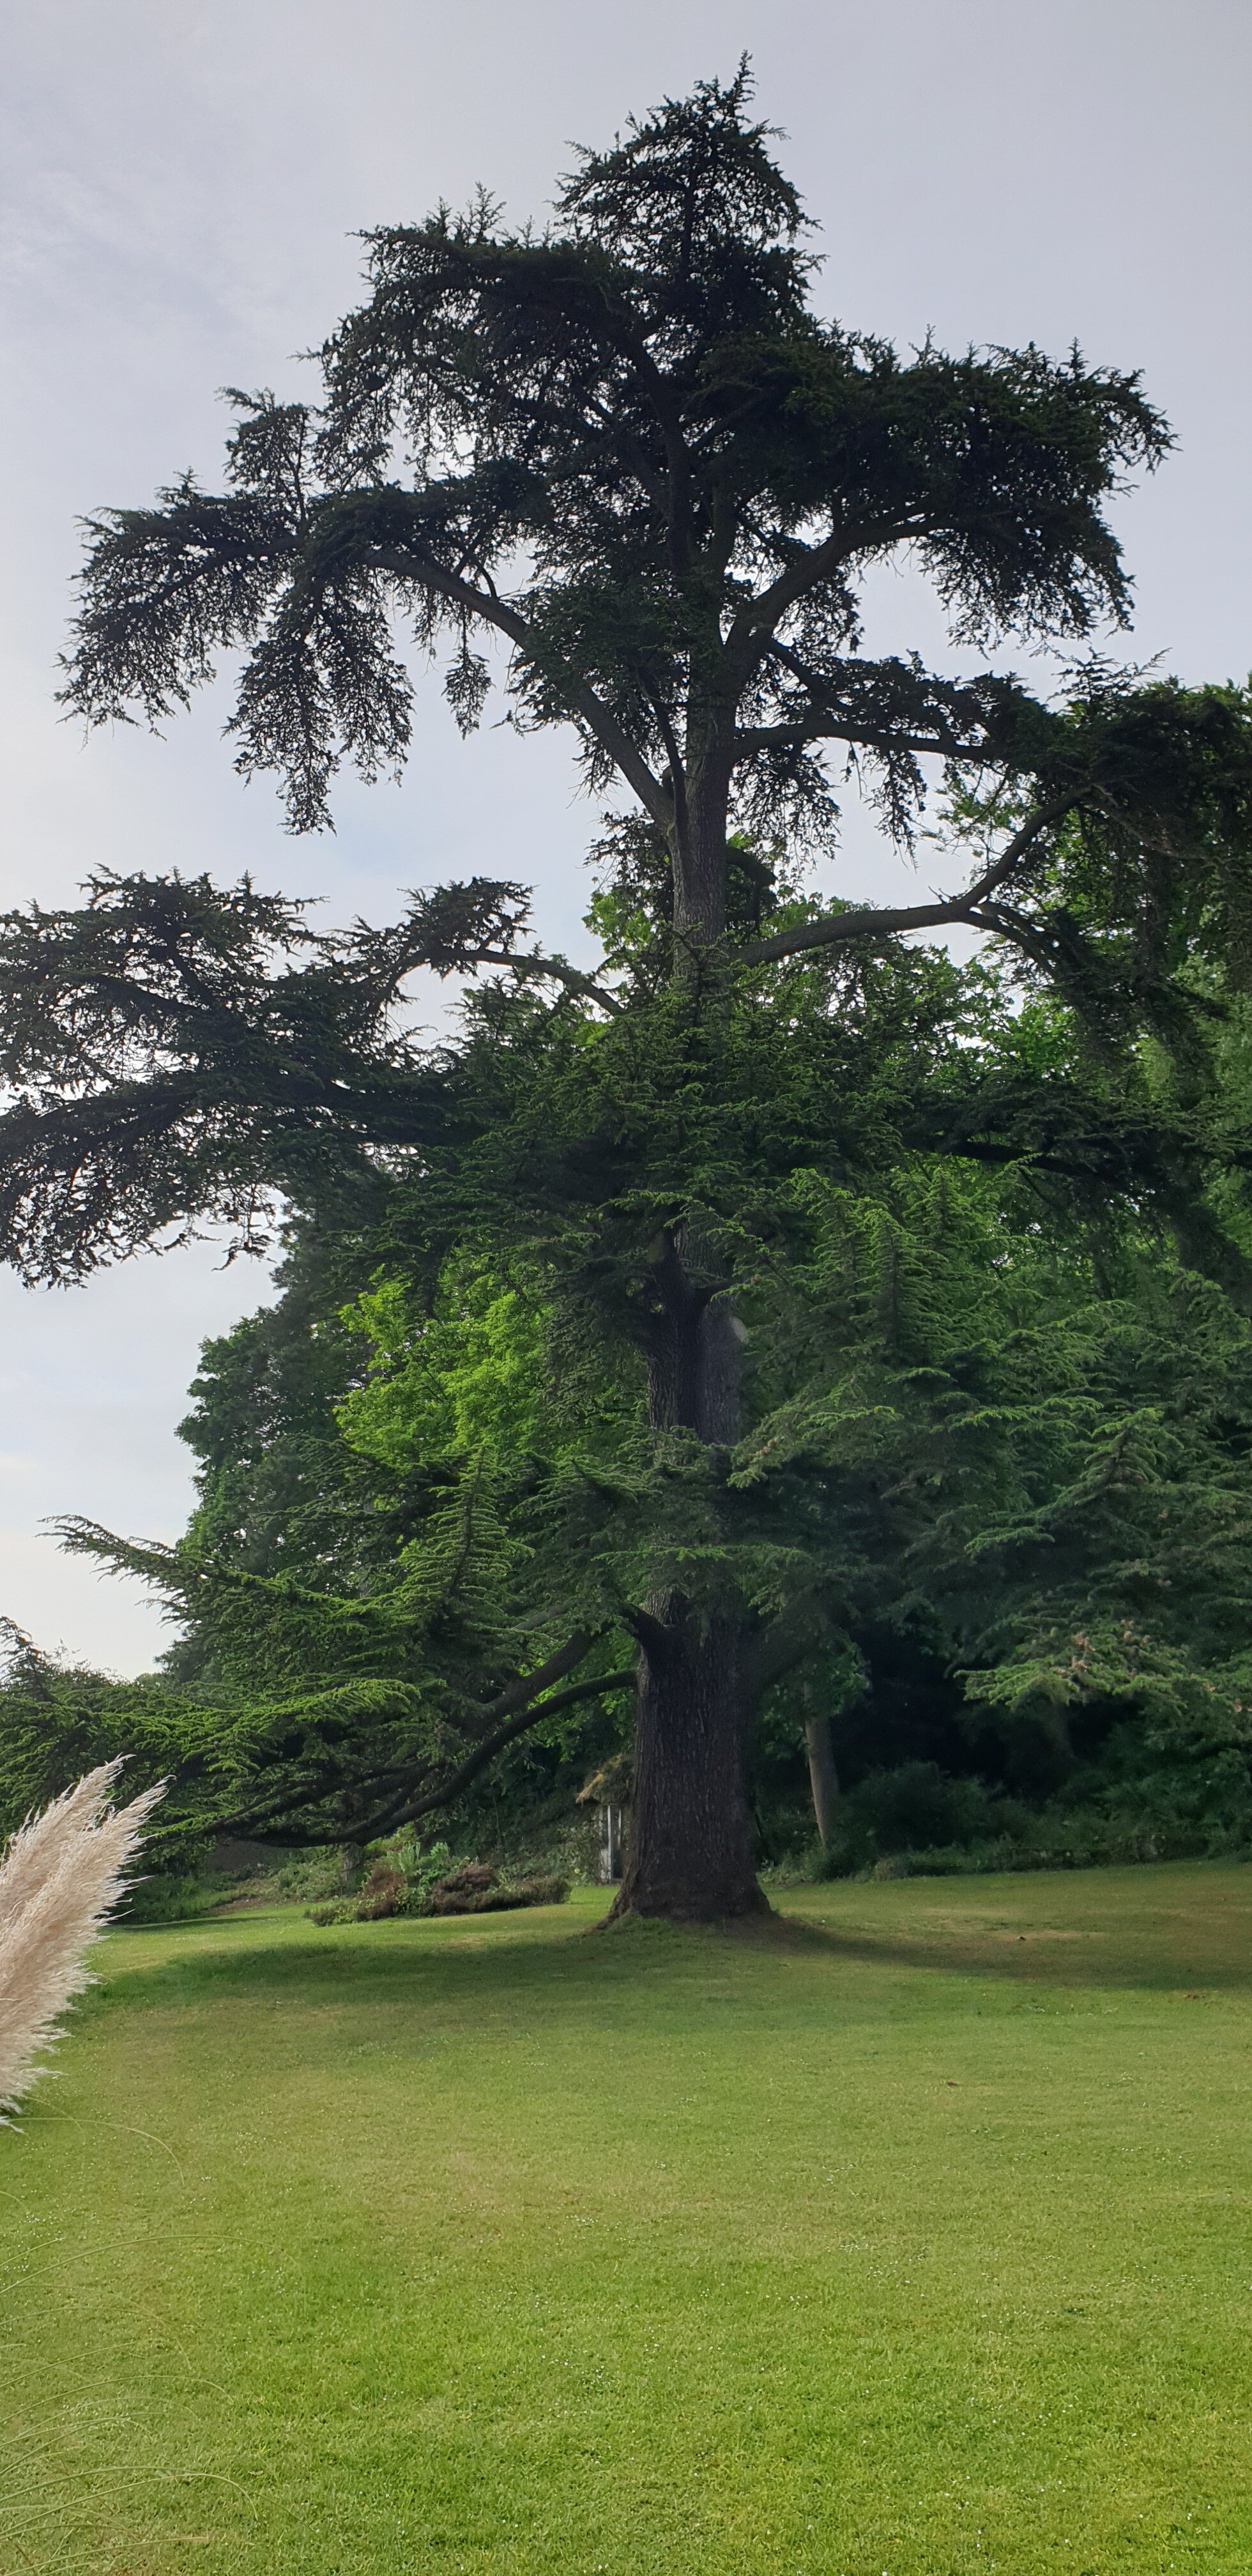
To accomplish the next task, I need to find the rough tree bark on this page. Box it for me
[605,750,780,1920]
[609,1210,769,1920]
[612,1604,763,1919]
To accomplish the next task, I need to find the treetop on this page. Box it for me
[60,63,1168,869]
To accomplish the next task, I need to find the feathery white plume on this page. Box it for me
[0,1759,126,1934]
[0,1762,166,2121]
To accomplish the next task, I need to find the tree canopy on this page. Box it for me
[4,67,1252,1914]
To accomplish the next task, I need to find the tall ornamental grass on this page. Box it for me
[0,1761,164,2120]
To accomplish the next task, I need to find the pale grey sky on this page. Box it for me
[1,0,1248,1669]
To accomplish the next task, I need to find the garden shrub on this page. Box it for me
[306,1841,570,1924]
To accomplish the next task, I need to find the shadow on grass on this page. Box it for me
[768,1883,1252,1992]
[90,1875,1252,2020]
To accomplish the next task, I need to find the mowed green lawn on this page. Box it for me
[3,1867,1251,2575]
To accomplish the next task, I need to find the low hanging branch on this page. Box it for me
[213,1657,637,1848]
[341,1666,637,1844]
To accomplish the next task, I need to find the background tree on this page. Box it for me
[5,67,1252,1913]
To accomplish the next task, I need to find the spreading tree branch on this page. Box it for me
[213,1649,636,1846]
[738,795,1078,967]
[363,539,674,831]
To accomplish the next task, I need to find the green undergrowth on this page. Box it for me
[759,1754,1252,1889]
[3,1866,1251,2573]
[121,1820,604,1926]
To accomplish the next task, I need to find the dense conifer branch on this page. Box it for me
[358,533,675,830]
[336,1667,637,1844]
[205,1667,637,1847]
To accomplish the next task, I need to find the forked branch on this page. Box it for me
[738,795,1078,968]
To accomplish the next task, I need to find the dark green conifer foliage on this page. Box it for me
[4,70,1252,1910]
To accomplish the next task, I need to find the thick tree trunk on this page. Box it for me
[604,768,775,1924]
[609,1607,765,1919]
[669,742,734,946]
[610,1208,770,1922]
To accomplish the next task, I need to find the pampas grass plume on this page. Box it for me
[0,1761,165,2120]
